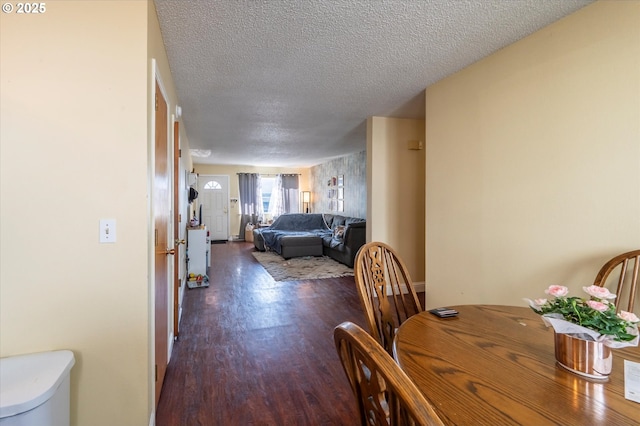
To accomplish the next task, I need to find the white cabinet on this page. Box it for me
[187,227,210,276]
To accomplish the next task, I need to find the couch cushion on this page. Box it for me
[262,229,317,254]
[345,217,365,226]
[271,213,327,231]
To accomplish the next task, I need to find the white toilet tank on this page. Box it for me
[0,350,75,426]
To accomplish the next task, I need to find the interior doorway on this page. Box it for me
[198,175,230,242]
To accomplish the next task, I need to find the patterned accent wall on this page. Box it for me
[309,151,366,219]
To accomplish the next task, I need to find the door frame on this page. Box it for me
[172,120,186,338]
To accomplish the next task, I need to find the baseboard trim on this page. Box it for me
[413,281,426,293]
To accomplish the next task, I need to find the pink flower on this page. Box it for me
[533,298,547,307]
[583,285,617,300]
[528,285,640,344]
[545,285,569,297]
[586,300,608,312]
[618,311,640,323]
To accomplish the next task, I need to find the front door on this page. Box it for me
[154,79,170,406]
[198,175,229,241]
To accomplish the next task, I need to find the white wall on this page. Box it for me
[424,1,640,309]
[367,117,426,281]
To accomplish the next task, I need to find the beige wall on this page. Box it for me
[367,117,426,281]
[0,1,188,425]
[425,1,640,309]
[194,164,309,237]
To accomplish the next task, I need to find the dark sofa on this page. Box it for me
[253,213,366,268]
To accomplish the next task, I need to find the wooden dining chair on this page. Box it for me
[354,242,423,355]
[593,249,640,313]
[333,321,444,426]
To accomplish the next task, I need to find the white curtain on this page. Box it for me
[267,175,284,217]
[268,174,299,217]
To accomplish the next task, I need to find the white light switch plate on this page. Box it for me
[100,219,116,243]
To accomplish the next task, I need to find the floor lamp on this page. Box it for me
[302,191,311,213]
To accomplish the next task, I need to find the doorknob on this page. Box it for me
[175,239,186,245]
[164,248,176,255]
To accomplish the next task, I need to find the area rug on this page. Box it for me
[252,251,354,282]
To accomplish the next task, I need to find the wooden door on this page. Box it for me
[154,79,170,405]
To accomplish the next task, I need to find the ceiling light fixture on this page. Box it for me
[190,149,211,158]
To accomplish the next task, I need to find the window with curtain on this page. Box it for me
[268,174,299,217]
[238,173,300,239]
[261,177,275,212]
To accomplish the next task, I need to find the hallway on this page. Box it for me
[156,242,367,425]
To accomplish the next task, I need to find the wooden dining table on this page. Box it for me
[393,305,640,425]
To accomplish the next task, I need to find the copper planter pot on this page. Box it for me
[554,332,612,379]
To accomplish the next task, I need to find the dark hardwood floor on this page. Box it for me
[156,242,368,426]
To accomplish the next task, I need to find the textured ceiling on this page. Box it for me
[154,0,593,167]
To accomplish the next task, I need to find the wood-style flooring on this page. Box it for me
[156,242,368,426]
